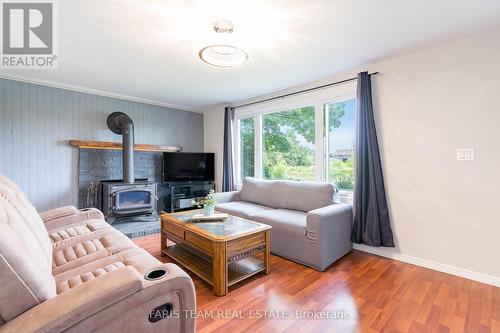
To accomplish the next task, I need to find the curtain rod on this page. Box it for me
[234,72,379,109]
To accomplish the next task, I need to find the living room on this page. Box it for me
[0,1,499,333]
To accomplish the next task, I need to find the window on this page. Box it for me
[262,106,315,181]
[239,117,255,178]
[234,81,356,197]
[325,99,356,191]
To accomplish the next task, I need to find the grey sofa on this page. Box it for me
[215,177,352,271]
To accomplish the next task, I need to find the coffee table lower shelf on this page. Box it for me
[162,244,265,287]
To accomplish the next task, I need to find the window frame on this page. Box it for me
[324,97,358,201]
[234,82,357,186]
[235,116,256,180]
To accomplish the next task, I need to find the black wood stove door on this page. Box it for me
[113,189,153,212]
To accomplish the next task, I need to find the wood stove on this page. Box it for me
[100,180,158,224]
[100,112,159,224]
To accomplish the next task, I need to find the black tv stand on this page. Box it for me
[163,181,215,213]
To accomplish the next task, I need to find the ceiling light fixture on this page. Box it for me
[199,45,248,68]
[199,21,248,68]
[213,20,234,34]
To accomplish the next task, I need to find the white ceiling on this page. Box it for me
[2,0,500,111]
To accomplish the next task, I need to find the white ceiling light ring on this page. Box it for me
[198,44,249,68]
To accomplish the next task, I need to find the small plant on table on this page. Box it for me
[191,189,217,216]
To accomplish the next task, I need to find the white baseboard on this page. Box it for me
[352,244,500,287]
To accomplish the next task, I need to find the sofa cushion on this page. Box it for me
[251,209,307,238]
[0,177,53,265]
[54,248,161,294]
[240,177,336,212]
[49,224,94,243]
[51,226,137,275]
[251,208,351,271]
[48,219,117,245]
[55,261,126,294]
[0,176,44,225]
[215,201,273,220]
[52,238,109,270]
[0,191,56,322]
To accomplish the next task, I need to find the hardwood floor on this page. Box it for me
[134,234,500,333]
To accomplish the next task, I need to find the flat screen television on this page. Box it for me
[163,152,215,182]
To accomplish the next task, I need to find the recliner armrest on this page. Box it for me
[0,266,143,333]
[214,190,240,204]
[1,264,196,333]
[39,205,79,222]
[43,207,105,231]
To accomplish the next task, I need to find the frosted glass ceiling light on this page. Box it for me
[199,45,248,68]
[199,21,248,68]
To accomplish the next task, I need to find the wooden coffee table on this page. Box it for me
[160,210,271,296]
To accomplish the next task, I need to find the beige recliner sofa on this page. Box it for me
[0,176,196,333]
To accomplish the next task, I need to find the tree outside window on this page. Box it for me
[262,106,315,181]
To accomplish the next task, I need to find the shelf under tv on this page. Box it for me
[163,181,216,213]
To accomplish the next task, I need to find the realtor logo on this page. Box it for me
[1,0,57,68]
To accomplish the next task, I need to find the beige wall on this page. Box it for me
[203,28,500,285]
[203,104,226,191]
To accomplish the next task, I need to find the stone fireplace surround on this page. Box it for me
[77,148,165,212]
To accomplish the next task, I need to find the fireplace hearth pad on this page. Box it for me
[111,217,160,239]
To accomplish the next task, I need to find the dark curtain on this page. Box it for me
[222,106,236,192]
[351,72,394,247]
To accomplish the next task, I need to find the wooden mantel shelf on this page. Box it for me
[69,140,181,152]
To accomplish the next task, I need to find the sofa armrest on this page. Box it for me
[306,203,353,241]
[214,190,240,204]
[306,203,353,270]
[0,266,143,333]
[39,205,79,222]
[43,207,105,231]
[1,264,196,333]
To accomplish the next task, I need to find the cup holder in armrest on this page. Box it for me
[144,269,168,281]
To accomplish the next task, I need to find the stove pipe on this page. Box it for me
[107,112,135,183]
